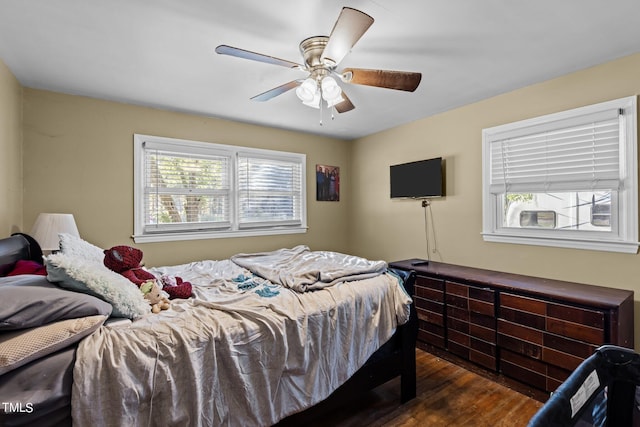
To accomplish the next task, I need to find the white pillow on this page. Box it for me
[58,233,105,264]
[0,314,107,375]
[45,253,150,319]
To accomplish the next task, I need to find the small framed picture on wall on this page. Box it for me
[316,164,339,201]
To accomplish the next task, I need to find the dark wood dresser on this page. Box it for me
[389,259,634,395]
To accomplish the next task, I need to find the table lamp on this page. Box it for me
[30,213,80,254]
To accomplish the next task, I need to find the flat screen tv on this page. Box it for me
[390,157,444,199]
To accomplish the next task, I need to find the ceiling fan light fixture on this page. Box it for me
[302,88,321,108]
[217,8,420,116]
[296,78,317,103]
[321,76,342,102]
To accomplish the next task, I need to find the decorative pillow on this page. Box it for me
[0,275,112,331]
[45,253,150,319]
[0,314,106,375]
[6,259,47,276]
[57,233,105,264]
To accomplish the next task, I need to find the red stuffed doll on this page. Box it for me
[103,245,192,299]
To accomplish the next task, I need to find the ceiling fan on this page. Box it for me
[215,7,422,115]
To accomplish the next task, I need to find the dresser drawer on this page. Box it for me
[501,349,547,391]
[500,293,546,315]
[415,276,444,301]
[418,320,445,348]
[497,316,599,377]
[499,292,606,345]
[446,281,496,316]
[415,296,444,327]
[546,302,605,344]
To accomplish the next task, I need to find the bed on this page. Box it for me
[0,234,417,426]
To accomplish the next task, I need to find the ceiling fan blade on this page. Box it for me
[320,7,374,66]
[251,80,301,102]
[334,92,355,113]
[341,68,422,92]
[215,45,302,69]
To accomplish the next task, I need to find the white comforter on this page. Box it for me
[71,253,411,427]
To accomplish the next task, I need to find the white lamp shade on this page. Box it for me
[302,89,321,109]
[30,213,80,252]
[321,76,342,102]
[295,78,318,103]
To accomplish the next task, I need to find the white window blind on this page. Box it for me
[489,109,621,194]
[481,96,638,253]
[237,154,303,228]
[133,134,307,242]
[142,141,231,233]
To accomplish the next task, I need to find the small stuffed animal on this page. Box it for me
[103,245,156,285]
[160,274,193,299]
[140,280,170,314]
[103,245,193,299]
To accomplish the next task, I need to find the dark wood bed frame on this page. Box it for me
[0,234,418,426]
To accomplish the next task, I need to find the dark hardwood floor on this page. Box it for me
[278,349,544,427]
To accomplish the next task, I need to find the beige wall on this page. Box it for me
[11,53,640,348]
[21,89,351,266]
[350,52,640,349]
[0,59,23,235]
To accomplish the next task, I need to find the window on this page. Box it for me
[482,96,638,253]
[133,134,306,243]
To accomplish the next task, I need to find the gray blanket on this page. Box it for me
[230,245,388,292]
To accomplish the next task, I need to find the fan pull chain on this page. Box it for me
[319,95,324,126]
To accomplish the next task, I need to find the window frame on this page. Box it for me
[133,134,307,243]
[481,96,638,253]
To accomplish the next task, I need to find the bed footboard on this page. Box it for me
[399,270,418,402]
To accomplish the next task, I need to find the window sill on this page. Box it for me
[482,233,639,254]
[132,226,308,244]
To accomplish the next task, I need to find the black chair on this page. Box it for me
[528,345,640,427]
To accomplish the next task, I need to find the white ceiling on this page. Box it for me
[1,0,640,140]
